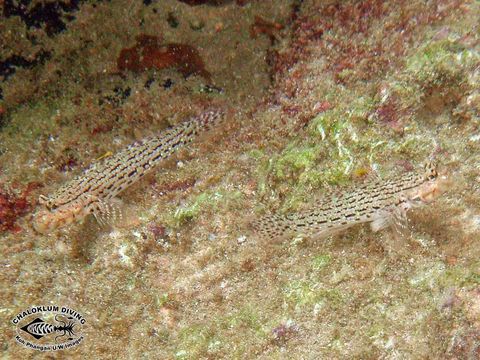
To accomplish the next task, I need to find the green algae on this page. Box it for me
[176,324,216,359]
[408,261,447,290]
[155,293,171,308]
[174,307,267,359]
[172,192,217,226]
[271,144,318,180]
[406,39,478,85]
[311,254,332,271]
[438,260,480,288]
[284,278,345,311]
[223,307,266,336]
[259,106,359,211]
[256,90,435,213]
[169,190,243,227]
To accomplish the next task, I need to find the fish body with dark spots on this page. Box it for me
[252,162,449,241]
[33,109,226,234]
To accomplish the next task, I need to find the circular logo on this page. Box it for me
[12,305,86,351]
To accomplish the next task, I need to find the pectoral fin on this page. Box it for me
[370,212,392,232]
[91,198,124,227]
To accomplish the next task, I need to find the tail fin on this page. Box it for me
[190,108,227,133]
[155,107,227,154]
[251,214,295,240]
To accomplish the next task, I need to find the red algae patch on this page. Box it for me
[117,34,211,81]
[250,16,284,44]
[0,182,40,233]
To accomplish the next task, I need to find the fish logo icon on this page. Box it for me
[20,315,77,341]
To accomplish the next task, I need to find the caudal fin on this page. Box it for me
[250,214,296,240]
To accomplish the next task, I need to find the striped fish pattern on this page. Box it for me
[33,108,225,233]
[252,162,448,240]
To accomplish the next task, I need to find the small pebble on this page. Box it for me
[237,235,247,244]
[190,19,204,30]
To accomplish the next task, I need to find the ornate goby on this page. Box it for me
[33,108,225,234]
[252,162,449,240]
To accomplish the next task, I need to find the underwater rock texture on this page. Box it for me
[1,0,479,358]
